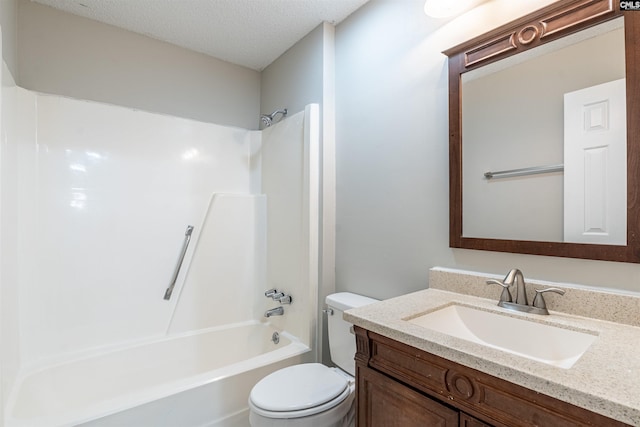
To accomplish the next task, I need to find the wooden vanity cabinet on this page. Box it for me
[354,327,629,427]
[358,365,458,426]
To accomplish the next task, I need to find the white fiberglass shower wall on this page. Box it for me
[1,86,319,425]
[19,91,263,363]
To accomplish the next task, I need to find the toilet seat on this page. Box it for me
[249,363,352,419]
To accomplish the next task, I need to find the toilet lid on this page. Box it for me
[250,363,348,412]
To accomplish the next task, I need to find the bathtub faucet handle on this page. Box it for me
[265,289,286,300]
[278,295,292,304]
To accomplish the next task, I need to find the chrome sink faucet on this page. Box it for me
[503,268,528,305]
[487,269,565,315]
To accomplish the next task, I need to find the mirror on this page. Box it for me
[445,1,640,262]
[463,19,625,244]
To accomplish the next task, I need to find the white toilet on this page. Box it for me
[248,292,378,427]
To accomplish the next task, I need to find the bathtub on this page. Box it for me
[6,321,309,427]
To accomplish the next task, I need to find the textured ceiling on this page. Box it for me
[31,0,371,71]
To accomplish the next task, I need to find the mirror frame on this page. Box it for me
[444,0,640,263]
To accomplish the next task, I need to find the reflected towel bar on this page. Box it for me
[484,164,564,180]
[164,225,194,300]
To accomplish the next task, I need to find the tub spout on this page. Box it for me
[264,307,284,317]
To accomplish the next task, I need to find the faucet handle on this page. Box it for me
[486,279,512,303]
[278,295,292,304]
[271,292,285,300]
[265,288,278,298]
[532,287,565,310]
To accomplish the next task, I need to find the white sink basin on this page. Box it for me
[406,304,597,369]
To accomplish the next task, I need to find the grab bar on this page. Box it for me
[484,164,564,180]
[163,225,194,300]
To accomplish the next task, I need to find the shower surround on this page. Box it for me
[0,87,320,426]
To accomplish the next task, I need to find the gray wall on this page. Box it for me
[335,0,449,299]
[334,0,640,300]
[261,23,325,125]
[16,0,260,129]
[0,0,17,78]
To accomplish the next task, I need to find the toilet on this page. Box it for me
[248,292,378,427]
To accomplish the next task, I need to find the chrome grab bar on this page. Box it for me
[163,225,194,300]
[484,164,564,180]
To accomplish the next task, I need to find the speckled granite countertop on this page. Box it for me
[344,269,640,426]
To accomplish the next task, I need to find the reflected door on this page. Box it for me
[563,78,626,245]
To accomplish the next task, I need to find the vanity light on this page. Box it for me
[423,0,473,18]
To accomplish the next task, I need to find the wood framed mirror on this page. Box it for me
[445,0,640,262]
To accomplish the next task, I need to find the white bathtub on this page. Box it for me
[6,322,309,427]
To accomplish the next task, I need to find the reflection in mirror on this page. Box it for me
[462,18,625,244]
[445,0,640,263]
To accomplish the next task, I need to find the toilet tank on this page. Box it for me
[325,292,378,377]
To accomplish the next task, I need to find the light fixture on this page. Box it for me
[424,0,473,18]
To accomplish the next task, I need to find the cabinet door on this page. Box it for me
[357,365,459,427]
[460,413,493,427]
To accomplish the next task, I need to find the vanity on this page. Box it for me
[353,331,622,427]
[345,268,640,426]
